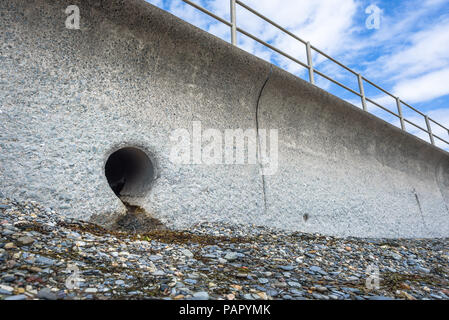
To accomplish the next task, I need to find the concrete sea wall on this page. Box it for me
[1,0,448,238]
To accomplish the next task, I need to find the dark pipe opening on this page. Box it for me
[105,147,154,198]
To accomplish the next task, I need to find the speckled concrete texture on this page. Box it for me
[0,0,269,228]
[258,67,449,238]
[1,0,448,237]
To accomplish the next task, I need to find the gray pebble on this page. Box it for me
[416,266,431,273]
[4,294,27,300]
[288,281,301,288]
[193,292,209,300]
[35,256,56,266]
[224,252,239,261]
[279,265,295,271]
[37,288,57,300]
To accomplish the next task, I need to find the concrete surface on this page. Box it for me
[259,67,449,237]
[1,0,448,238]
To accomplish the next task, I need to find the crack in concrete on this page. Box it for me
[255,65,273,213]
[413,188,428,232]
[434,158,449,217]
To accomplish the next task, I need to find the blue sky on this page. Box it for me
[146,0,449,148]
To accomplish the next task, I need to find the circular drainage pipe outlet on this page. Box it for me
[105,147,155,198]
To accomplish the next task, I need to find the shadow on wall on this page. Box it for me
[437,159,449,206]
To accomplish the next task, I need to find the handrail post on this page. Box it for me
[396,97,405,130]
[182,0,449,150]
[230,0,237,45]
[425,116,435,145]
[357,74,367,111]
[306,42,315,84]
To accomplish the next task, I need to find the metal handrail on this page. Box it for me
[180,0,448,150]
[236,27,309,69]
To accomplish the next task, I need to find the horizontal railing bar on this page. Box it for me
[398,99,426,117]
[365,97,400,118]
[236,0,308,45]
[236,0,447,136]
[429,117,448,131]
[238,0,361,78]
[404,118,429,133]
[310,45,359,76]
[179,0,449,152]
[181,0,232,27]
[236,27,309,69]
[313,69,362,97]
[433,134,449,145]
[362,76,397,100]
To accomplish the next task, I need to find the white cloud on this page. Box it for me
[147,0,449,129]
[393,68,449,103]
[372,18,449,81]
[424,0,449,5]
[355,3,449,110]
[179,0,360,76]
[235,0,359,70]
